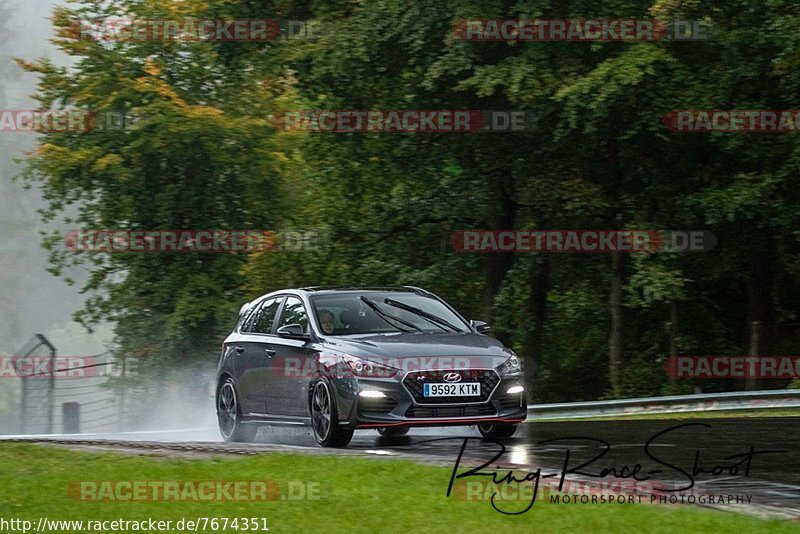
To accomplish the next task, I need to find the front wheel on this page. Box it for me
[217,378,259,442]
[310,378,354,447]
[477,423,518,439]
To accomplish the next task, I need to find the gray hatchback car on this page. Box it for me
[216,286,527,447]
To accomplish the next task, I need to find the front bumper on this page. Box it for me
[338,373,528,429]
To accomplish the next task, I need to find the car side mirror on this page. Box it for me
[470,320,491,334]
[276,324,309,338]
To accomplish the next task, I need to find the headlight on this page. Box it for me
[497,354,521,375]
[342,355,399,378]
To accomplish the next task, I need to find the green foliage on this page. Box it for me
[20,0,800,399]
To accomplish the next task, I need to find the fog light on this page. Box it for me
[359,390,386,398]
[507,386,524,394]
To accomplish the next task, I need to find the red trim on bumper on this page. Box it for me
[356,417,525,429]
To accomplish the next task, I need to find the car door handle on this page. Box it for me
[265,348,276,358]
[234,345,245,354]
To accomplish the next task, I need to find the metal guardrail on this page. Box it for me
[527,389,800,420]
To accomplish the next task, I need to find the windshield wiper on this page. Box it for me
[382,298,462,332]
[359,296,421,333]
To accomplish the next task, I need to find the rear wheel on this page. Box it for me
[311,378,354,447]
[217,378,259,443]
[477,423,518,439]
[377,427,409,437]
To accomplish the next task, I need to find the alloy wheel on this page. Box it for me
[311,381,332,441]
[218,381,237,440]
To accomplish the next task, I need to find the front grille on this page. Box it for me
[406,404,496,418]
[402,369,500,404]
[359,397,398,415]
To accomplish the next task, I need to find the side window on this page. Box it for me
[248,298,281,334]
[276,297,309,333]
[236,303,257,332]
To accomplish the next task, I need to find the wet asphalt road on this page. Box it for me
[5,417,799,520]
[259,417,800,519]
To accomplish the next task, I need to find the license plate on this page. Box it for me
[423,383,481,397]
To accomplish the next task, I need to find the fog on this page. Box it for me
[0,0,110,356]
[0,0,217,439]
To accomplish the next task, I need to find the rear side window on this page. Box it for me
[246,298,282,334]
[236,303,257,331]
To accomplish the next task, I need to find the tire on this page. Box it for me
[477,423,518,439]
[377,427,410,437]
[310,378,354,447]
[217,377,259,443]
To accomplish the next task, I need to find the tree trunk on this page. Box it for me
[608,249,626,398]
[483,186,515,345]
[746,321,760,391]
[668,300,678,388]
[745,236,774,391]
[521,256,550,400]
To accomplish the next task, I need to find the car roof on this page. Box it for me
[298,286,428,295]
[239,287,433,313]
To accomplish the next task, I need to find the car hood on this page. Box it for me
[322,332,513,368]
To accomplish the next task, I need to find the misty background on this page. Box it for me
[5,0,799,438]
[0,0,113,357]
[0,0,217,437]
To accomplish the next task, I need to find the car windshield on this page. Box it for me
[310,292,469,335]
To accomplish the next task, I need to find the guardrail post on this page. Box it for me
[63,402,80,434]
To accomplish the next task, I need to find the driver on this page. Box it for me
[318,309,335,335]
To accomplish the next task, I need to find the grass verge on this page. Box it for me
[0,444,797,533]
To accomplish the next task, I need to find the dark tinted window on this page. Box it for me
[236,303,257,331]
[276,296,309,333]
[248,298,281,334]
[310,292,468,335]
